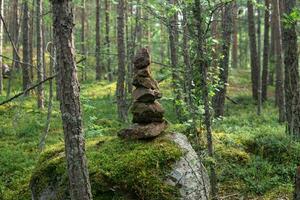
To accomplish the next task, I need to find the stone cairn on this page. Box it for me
[118,48,168,139]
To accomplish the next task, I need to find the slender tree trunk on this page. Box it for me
[29,1,34,82]
[272,0,285,122]
[168,0,183,121]
[182,9,193,110]
[262,0,270,101]
[231,1,238,69]
[269,7,276,86]
[81,0,86,82]
[52,0,93,199]
[213,4,233,117]
[282,0,300,137]
[295,166,300,200]
[194,0,217,198]
[0,0,3,94]
[126,2,133,94]
[136,0,142,47]
[22,0,31,95]
[256,0,263,115]
[105,0,112,82]
[247,1,260,101]
[95,0,102,80]
[12,0,20,70]
[116,0,128,121]
[160,21,164,64]
[37,0,44,109]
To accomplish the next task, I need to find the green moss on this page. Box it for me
[29,135,182,200]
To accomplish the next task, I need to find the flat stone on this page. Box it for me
[133,87,162,103]
[135,67,151,77]
[118,121,168,139]
[131,101,164,123]
[132,76,159,90]
[133,48,151,69]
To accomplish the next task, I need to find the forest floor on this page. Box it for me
[0,68,298,199]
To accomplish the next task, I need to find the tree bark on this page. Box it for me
[231,1,238,69]
[0,0,3,94]
[81,0,86,81]
[282,0,300,137]
[37,0,44,109]
[95,0,102,80]
[51,0,93,199]
[272,0,285,122]
[12,0,20,70]
[29,1,34,81]
[22,0,31,95]
[262,0,270,101]
[213,3,233,117]
[295,166,300,200]
[247,1,260,101]
[182,9,193,110]
[116,0,128,121]
[168,0,183,122]
[257,0,262,115]
[105,0,112,82]
[193,0,217,198]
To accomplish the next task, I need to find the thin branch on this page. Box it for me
[0,54,34,68]
[0,58,86,106]
[0,74,57,106]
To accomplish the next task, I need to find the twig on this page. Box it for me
[219,193,239,200]
[0,54,34,67]
[0,74,57,106]
[0,57,87,106]
[225,95,239,104]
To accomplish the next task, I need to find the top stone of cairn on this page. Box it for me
[133,48,151,69]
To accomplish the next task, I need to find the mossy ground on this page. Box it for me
[0,58,298,199]
[29,135,182,200]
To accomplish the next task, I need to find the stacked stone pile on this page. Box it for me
[118,48,167,139]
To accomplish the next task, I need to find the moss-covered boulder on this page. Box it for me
[30,133,209,200]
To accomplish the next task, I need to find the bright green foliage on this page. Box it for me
[28,135,182,200]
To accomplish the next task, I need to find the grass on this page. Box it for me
[0,65,298,199]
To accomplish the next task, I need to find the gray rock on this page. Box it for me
[165,133,210,200]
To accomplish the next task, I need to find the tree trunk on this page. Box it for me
[160,21,164,64]
[105,0,112,82]
[247,0,260,101]
[168,0,183,122]
[262,0,270,101]
[193,0,217,198]
[213,3,233,117]
[256,0,262,115]
[126,2,133,94]
[12,0,20,70]
[136,0,142,47]
[36,0,44,109]
[116,0,128,121]
[95,0,101,80]
[22,0,31,95]
[231,1,238,69]
[81,0,86,81]
[52,0,93,199]
[29,1,34,81]
[182,9,193,110]
[295,166,300,200]
[0,0,3,94]
[282,0,300,137]
[269,7,276,86]
[272,0,285,122]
